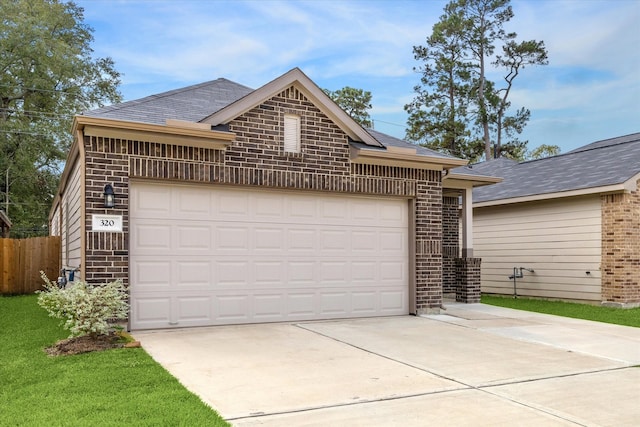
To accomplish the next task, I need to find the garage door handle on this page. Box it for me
[169,322,179,325]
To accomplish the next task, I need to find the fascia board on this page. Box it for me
[75,115,235,149]
[473,183,631,208]
[443,173,503,189]
[350,146,468,171]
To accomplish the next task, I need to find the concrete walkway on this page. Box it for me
[133,303,640,426]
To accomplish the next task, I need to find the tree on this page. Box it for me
[324,86,373,128]
[0,0,122,235]
[405,3,482,159]
[407,0,548,162]
[458,0,516,160]
[526,143,560,160]
[491,39,548,157]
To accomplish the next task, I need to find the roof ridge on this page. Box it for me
[519,132,640,165]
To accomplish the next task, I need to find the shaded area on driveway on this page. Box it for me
[133,303,640,426]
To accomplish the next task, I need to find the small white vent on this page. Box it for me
[284,114,300,153]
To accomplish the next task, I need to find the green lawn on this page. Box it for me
[0,294,229,426]
[482,294,640,328]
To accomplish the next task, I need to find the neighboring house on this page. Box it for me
[0,210,11,237]
[49,68,497,330]
[464,133,640,308]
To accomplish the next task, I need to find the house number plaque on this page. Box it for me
[92,214,123,232]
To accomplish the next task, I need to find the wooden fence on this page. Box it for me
[0,236,61,295]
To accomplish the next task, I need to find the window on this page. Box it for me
[284,114,300,153]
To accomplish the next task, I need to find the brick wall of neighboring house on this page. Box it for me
[83,85,445,312]
[601,179,640,307]
[442,196,460,295]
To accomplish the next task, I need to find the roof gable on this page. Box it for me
[202,68,383,148]
[473,132,640,204]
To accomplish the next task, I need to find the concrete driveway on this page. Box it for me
[133,303,640,426]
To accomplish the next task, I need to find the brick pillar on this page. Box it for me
[455,257,481,303]
[415,177,443,314]
[601,182,640,307]
[442,195,460,295]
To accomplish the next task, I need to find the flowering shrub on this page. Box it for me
[37,272,129,338]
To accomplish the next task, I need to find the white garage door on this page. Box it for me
[129,182,409,329]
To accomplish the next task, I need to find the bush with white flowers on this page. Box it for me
[37,272,129,338]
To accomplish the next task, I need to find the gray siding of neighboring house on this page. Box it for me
[474,195,602,302]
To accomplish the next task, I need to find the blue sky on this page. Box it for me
[77,0,639,153]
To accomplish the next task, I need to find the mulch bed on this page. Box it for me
[45,332,138,356]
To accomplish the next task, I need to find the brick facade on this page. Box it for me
[83,86,445,312]
[601,179,640,307]
[442,196,460,295]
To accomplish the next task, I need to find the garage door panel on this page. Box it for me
[288,196,317,219]
[175,188,212,218]
[351,200,378,223]
[254,227,284,251]
[216,261,250,286]
[352,291,377,314]
[381,202,408,224]
[131,185,171,218]
[351,230,378,253]
[321,198,348,219]
[132,260,171,288]
[176,261,212,287]
[287,292,316,316]
[130,183,409,329]
[133,223,172,251]
[351,261,378,283]
[319,261,348,283]
[177,225,212,250]
[254,193,285,218]
[253,261,285,286]
[320,229,349,252]
[216,192,250,216]
[177,296,211,322]
[287,229,316,251]
[320,292,350,315]
[380,290,407,312]
[380,261,407,282]
[133,297,172,328]
[216,226,249,250]
[215,294,251,322]
[253,294,286,320]
[380,230,406,252]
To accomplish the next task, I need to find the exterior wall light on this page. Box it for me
[103,184,115,208]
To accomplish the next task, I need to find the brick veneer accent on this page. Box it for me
[601,180,640,307]
[83,85,445,312]
[455,257,481,303]
[442,196,460,294]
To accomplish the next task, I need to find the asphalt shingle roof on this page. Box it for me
[365,128,462,160]
[84,78,254,125]
[82,75,483,166]
[469,133,640,203]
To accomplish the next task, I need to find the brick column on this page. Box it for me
[455,257,481,303]
[442,196,460,295]
[601,183,640,308]
[415,178,443,314]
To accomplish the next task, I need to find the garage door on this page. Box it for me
[129,182,409,329]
